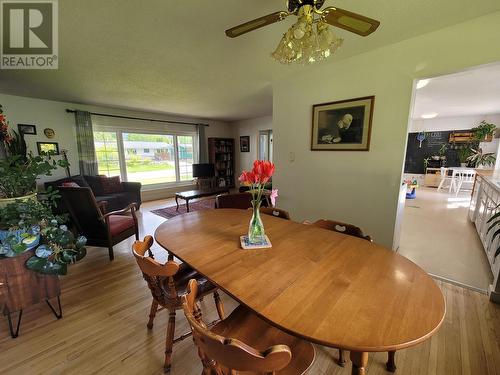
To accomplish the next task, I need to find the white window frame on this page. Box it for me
[93,126,199,190]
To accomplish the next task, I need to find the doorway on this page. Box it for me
[258,129,273,162]
[398,63,500,292]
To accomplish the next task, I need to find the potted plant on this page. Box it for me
[0,153,69,207]
[466,148,496,168]
[438,144,448,161]
[457,147,473,167]
[0,105,68,207]
[472,120,496,142]
[423,157,431,170]
[0,104,85,337]
[0,194,87,337]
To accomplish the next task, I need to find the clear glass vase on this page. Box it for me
[248,201,265,244]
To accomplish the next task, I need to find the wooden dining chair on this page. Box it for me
[132,236,225,373]
[311,219,372,242]
[260,207,291,220]
[310,219,397,372]
[182,279,315,374]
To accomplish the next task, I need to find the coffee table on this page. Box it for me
[175,187,230,212]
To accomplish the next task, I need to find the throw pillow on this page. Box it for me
[62,182,80,187]
[101,176,124,194]
[84,175,105,196]
[70,175,90,188]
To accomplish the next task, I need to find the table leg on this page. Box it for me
[175,195,179,211]
[387,351,397,372]
[350,351,368,375]
[186,199,190,213]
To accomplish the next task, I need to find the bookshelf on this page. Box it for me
[208,137,235,188]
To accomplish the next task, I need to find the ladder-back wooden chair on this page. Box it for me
[310,219,397,372]
[182,279,315,375]
[311,219,372,242]
[260,207,291,220]
[132,236,225,373]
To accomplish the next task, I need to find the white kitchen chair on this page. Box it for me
[437,167,452,192]
[455,169,476,196]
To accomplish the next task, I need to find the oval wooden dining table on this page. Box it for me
[155,209,446,375]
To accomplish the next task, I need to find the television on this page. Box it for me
[192,163,215,178]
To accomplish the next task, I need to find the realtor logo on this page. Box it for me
[1,0,58,69]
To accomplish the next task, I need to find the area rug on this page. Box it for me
[151,198,216,219]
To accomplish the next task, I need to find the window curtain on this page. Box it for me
[197,124,208,163]
[74,110,98,176]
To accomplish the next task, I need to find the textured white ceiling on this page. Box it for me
[413,63,500,119]
[1,0,500,121]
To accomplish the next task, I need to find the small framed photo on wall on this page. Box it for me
[311,96,375,151]
[240,136,250,152]
[37,142,60,155]
[18,124,37,135]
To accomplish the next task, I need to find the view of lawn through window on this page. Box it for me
[94,131,120,177]
[94,131,195,185]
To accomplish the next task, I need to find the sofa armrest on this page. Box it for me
[122,182,142,193]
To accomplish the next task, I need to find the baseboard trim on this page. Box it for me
[428,272,489,295]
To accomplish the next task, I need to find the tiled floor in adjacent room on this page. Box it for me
[399,186,493,292]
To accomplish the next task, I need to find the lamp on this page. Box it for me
[271,5,343,65]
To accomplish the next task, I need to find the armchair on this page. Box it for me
[59,187,139,261]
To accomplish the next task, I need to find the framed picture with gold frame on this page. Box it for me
[37,142,59,155]
[311,96,374,151]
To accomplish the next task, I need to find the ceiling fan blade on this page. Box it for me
[323,7,380,36]
[226,11,289,38]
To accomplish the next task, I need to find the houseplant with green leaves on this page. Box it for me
[0,103,86,275]
[466,148,496,168]
[472,120,496,142]
[0,196,87,275]
[457,147,473,167]
[0,104,68,204]
[486,211,500,260]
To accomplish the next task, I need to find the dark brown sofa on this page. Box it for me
[44,175,142,213]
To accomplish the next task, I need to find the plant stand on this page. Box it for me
[0,250,62,338]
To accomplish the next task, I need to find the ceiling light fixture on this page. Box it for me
[421,113,438,119]
[416,79,430,89]
[226,1,380,66]
[272,5,343,65]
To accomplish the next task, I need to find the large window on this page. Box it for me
[93,130,197,187]
[123,132,176,185]
[94,131,120,177]
[178,135,194,181]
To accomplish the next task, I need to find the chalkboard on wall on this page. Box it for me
[404,130,477,174]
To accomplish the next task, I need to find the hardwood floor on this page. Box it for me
[1,199,499,374]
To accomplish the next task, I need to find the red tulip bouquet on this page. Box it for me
[239,160,275,246]
[0,105,13,143]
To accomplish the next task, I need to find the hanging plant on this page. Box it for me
[472,120,496,141]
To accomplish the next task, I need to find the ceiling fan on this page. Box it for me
[225,0,380,64]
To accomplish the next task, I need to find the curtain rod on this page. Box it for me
[65,109,209,127]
